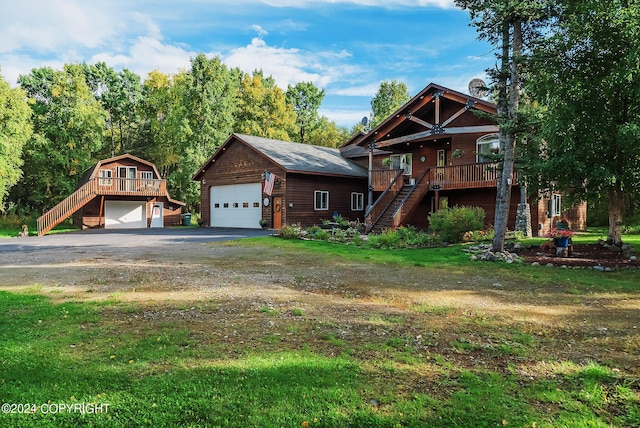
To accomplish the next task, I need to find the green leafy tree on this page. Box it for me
[528,0,640,245]
[83,63,143,157]
[234,70,296,141]
[285,81,325,143]
[305,116,351,148]
[13,64,107,213]
[370,80,410,127]
[0,70,32,210]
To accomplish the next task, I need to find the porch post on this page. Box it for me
[367,140,376,210]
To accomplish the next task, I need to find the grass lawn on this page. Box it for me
[0,232,638,427]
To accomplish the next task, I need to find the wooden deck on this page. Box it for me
[37,178,167,236]
[371,163,508,191]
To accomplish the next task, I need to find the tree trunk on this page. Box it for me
[492,20,522,252]
[608,183,624,246]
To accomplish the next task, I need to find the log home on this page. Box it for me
[192,134,368,229]
[340,83,586,235]
[37,154,185,236]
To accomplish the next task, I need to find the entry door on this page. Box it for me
[150,202,163,228]
[436,149,446,180]
[118,167,136,191]
[273,197,283,229]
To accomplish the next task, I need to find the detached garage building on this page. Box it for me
[37,154,185,236]
[193,133,368,229]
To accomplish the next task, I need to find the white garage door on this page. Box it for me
[210,183,262,228]
[105,201,147,229]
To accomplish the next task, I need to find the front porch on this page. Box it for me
[365,163,515,233]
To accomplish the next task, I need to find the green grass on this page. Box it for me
[1,288,638,427]
[1,229,639,426]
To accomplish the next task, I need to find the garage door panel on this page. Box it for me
[105,201,147,229]
[210,183,261,228]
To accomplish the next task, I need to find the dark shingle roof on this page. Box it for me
[236,134,367,177]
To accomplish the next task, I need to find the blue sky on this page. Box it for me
[0,0,495,128]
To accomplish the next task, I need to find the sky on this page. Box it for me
[0,0,495,128]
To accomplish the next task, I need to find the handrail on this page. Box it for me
[37,177,168,236]
[391,167,431,224]
[365,169,404,233]
[37,179,99,236]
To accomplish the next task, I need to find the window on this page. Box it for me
[389,153,412,174]
[550,194,561,217]
[140,171,153,180]
[314,191,329,210]
[98,169,112,186]
[351,192,364,211]
[476,134,500,163]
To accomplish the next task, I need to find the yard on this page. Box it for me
[0,235,639,427]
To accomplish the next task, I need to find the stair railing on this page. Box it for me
[364,169,404,233]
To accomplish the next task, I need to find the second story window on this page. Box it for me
[476,134,500,163]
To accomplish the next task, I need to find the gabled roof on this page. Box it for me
[193,133,368,179]
[80,154,163,184]
[341,82,498,153]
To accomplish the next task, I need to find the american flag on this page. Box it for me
[263,171,276,196]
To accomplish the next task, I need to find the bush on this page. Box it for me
[365,226,441,249]
[429,206,485,244]
[278,225,303,240]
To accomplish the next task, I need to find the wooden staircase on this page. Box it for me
[365,168,432,234]
[36,179,99,236]
[368,185,413,233]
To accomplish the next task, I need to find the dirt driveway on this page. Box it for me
[1,228,639,376]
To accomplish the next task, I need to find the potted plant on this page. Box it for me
[259,218,268,229]
[452,148,464,159]
[545,218,574,256]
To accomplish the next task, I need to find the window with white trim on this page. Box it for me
[476,134,500,163]
[389,153,412,174]
[140,171,153,180]
[98,169,112,186]
[351,192,364,211]
[551,194,561,217]
[314,191,329,210]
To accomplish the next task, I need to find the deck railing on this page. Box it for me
[37,177,167,236]
[365,169,404,233]
[372,163,508,191]
[429,162,508,190]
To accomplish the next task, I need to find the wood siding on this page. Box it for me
[197,139,367,228]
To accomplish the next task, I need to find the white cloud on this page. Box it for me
[251,25,269,37]
[0,0,120,53]
[91,36,195,78]
[223,37,341,89]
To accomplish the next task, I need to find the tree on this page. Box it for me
[455,0,553,251]
[305,116,351,148]
[0,70,32,210]
[12,64,107,213]
[528,0,640,245]
[234,70,296,141]
[84,63,143,157]
[370,80,410,127]
[285,81,325,143]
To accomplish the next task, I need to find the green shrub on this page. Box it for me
[365,226,441,249]
[429,206,485,243]
[278,225,302,240]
